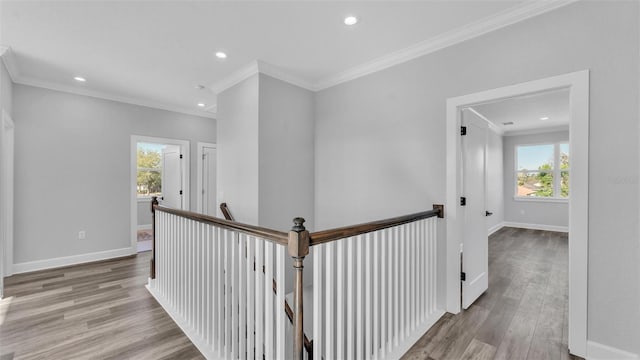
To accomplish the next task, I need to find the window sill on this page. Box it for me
[513,196,569,203]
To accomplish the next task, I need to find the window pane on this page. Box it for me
[517,144,554,171]
[137,169,162,197]
[517,171,554,197]
[561,171,569,197]
[560,143,569,170]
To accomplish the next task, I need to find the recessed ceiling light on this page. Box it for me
[540,116,549,120]
[74,76,86,82]
[197,103,206,108]
[344,16,358,26]
[215,51,227,59]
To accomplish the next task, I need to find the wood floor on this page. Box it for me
[0,253,205,360]
[402,227,581,360]
[1,227,578,360]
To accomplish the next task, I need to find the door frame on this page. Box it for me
[196,142,217,215]
[445,70,589,357]
[130,135,190,251]
[1,110,14,297]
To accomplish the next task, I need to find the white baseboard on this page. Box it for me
[587,340,639,360]
[503,221,568,233]
[137,224,152,231]
[488,222,505,236]
[387,309,446,360]
[12,247,136,274]
[146,281,217,359]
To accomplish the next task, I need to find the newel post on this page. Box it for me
[289,217,309,360]
[150,196,159,279]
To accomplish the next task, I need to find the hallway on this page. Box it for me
[402,227,578,360]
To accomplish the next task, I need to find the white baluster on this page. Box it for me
[373,231,380,360]
[347,238,355,359]
[313,245,324,360]
[325,241,335,359]
[275,244,286,359]
[247,236,255,360]
[356,235,364,360]
[336,240,345,359]
[264,241,274,359]
[255,238,264,360]
[239,234,247,360]
[365,232,372,359]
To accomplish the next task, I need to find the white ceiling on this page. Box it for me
[0,1,571,118]
[470,88,570,135]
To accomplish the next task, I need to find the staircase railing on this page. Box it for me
[148,197,444,360]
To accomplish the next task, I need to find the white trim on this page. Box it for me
[314,0,579,91]
[503,221,568,233]
[137,224,152,231]
[0,45,19,82]
[488,222,505,236]
[211,61,259,95]
[513,196,568,203]
[196,142,217,214]
[385,309,445,360]
[464,107,504,135]
[15,75,216,119]
[12,247,135,274]
[137,197,153,203]
[131,135,190,252]
[146,282,218,359]
[586,341,639,360]
[446,70,589,357]
[1,110,14,282]
[211,60,315,95]
[503,125,570,137]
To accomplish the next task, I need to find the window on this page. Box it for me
[516,142,569,199]
[137,143,163,198]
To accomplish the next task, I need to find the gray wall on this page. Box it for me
[258,74,315,231]
[137,199,152,227]
[314,1,639,353]
[486,128,504,233]
[503,130,569,227]
[216,75,260,225]
[13,84,216,263]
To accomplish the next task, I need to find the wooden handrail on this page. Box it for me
[308,204,444,246]
[153,204,289,246]
[220,202,234,221]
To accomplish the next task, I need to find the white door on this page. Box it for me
[461,110,489,309]
[201,146,217,216]
[161,146,183,209]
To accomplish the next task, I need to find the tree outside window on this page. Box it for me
[516,143,569,199]
[137,143,163,197]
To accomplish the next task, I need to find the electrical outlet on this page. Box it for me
[78,231,86,240]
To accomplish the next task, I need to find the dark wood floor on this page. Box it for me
[0,253,204,360]
[402,227,581,360]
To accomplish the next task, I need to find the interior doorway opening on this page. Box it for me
[446,70,589,357]
[130,136,189,253]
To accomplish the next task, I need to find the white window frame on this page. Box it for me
[514,141,569,202]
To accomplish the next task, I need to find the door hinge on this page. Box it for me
[179,190,183,195]
[461,272,466,281]
[460,197,466,206]
[461,126,467,136]
[180,154,183,159]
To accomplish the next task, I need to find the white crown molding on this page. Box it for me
[210,60,314,95]
[210,61,260,95]
[15,75,216,119]
[0,45,20,82]
[256,60,314,91]
[313,0,580,91]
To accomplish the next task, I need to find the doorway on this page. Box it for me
[196,142,217,216]
[130,135,189,253]
[445,71,589,357]
[0,110,14,298]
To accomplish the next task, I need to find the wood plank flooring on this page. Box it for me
[0,253,205,360]
[402,227,582,360]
